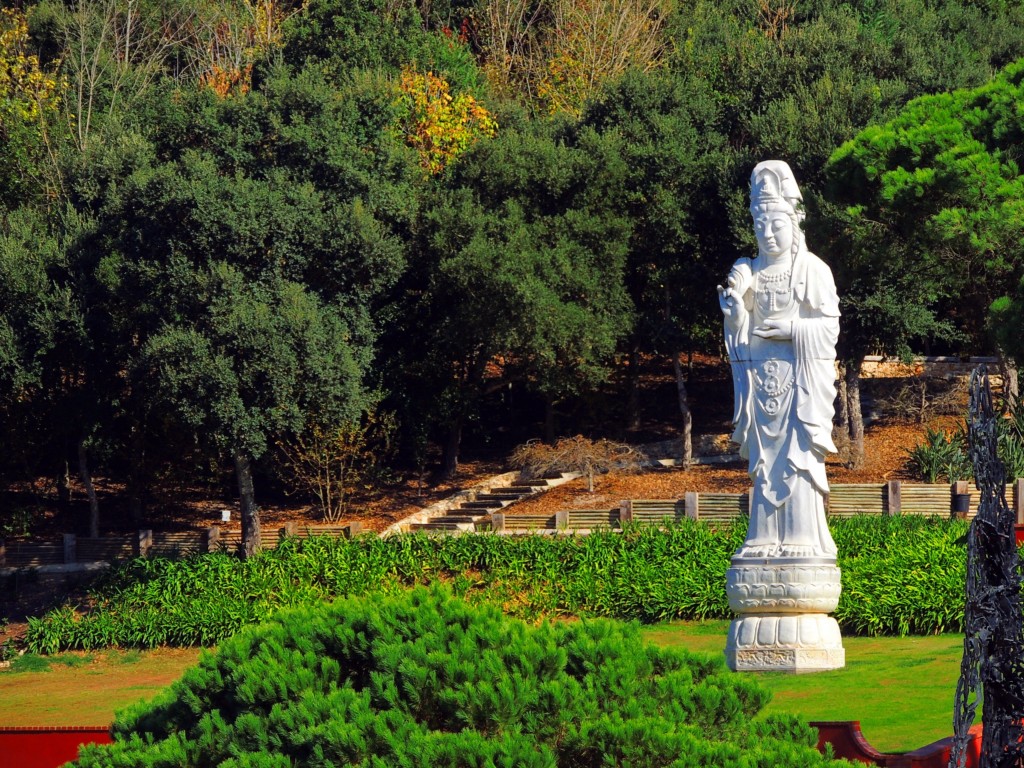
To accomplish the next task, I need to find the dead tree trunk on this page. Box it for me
[234,449,260,558]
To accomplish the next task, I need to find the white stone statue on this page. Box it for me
[719,161,845,673]
[717,160,839,560]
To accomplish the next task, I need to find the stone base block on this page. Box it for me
[725,614,844,673]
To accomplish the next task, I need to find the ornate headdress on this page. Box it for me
[750,160,805,225]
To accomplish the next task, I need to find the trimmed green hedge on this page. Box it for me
[72,587,847,768]
[27,516,975,652]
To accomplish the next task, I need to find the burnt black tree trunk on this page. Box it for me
[950,367,1024,768]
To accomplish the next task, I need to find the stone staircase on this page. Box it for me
[406,477,567,533]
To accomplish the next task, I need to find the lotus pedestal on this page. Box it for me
[724,558,845,673]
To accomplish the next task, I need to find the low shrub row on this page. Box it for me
[73,587,847,768]
[27,516,975,652]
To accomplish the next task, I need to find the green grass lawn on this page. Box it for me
[0,623,966,755]
[0,648,202,726]
[642,620,967,754]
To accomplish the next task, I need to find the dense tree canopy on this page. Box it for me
[4,0,1024,543]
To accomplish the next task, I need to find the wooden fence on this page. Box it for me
[3,479,1023,561]
[490,479,1024,533]
[0,522,363,569]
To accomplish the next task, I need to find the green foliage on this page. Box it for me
[27,516,980,652]
[905,427,972,484]
[72,587,843,768]
[903,410,1024,482]
[991,283,1024,366]
[826,57,1024,359]
[8,0,1024,525]
[388,118,635,470]
[832,515,971,636]
[997,405,1024,480]
[282,0,481,90]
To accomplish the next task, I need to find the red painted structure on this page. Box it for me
[0,721,991,767]
[0,726,112,768]
[812,721,983,767]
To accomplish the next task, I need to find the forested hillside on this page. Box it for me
[2,0,1024,552]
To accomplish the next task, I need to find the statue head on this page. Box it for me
[750,161,804,262]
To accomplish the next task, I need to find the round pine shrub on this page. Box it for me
[72,587,846,768]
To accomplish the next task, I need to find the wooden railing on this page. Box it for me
[490,479,1024,533]
[3,480,1023,561]
[0,522,363,569]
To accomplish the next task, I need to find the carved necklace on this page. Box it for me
[756,269,791,312]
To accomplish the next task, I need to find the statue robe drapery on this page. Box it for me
[724,247,840,559]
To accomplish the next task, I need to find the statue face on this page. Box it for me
[754,212,793,258]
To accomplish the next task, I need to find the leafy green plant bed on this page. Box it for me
[643,620,967,754]
[71,587,846,768]
[27,516,974,652]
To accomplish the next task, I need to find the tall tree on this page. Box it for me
[389,120,634,477]
[826,58,1024,418]
[579,70,726,462]
[659,0,1024,466]
[71,65,418,551]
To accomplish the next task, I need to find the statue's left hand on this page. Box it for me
[753,320,793,339]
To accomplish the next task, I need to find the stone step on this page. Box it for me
[408,522,474,532]
[495,485,542,494]
[474,495,518,504]
[479,490,526,498]
[426,515,483,524]
[461,502,504,511]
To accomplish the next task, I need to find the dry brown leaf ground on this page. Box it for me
[502,416,962,517]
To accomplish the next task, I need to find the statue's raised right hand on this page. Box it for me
[717,284,746,323]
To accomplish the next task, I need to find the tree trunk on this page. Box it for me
[126,424,146,527]
[833,361,850,461]
[625,344,641,431]
[662,283,692,468]
[844,362,865,470]
[234,449,260,558]
[56,458,71,506]
[672,351,693,468]
[440,417,463,481]
[999,354,1019,410]
[77,439,99,537]
[544,396,556,444]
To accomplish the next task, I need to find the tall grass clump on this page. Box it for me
[72,587,846,768]
[27,516,978,651]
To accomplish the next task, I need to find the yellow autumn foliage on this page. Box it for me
[397,67,497,175]
[0,8,62,126]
